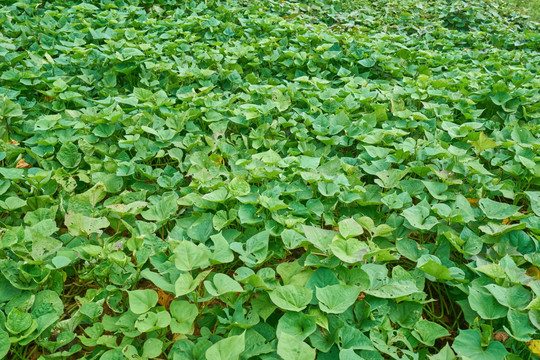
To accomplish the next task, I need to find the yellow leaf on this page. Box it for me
[527,266,540,279]
[173,333,187,341]
[471,131,497,153]
[157,289,174,309]
[528,340,540,355]
[16,159,32,169]
[467,198,479,207]
[210,155,224,167]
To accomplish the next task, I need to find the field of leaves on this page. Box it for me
[0,0,539,359]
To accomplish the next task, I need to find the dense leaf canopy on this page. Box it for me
[0,0,539,359]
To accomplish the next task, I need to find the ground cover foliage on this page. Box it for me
[0,0,539,358]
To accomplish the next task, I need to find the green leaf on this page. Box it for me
[94,173,123,193]
[299,156,320,169]
[80,302,103,319]
[338,218,364,238]
[359,56,376,68]
[277,333,315,360]
[0,196,27,210]
[142,338,163,359]
[206,332,245,360]
[402,200,438,230]
[373,224,395,238]
[80,183,108,208]
[34,114,60,131]
[242,328,274,358]
[490,92,512,105]
[417,255,453,281]
[305,268,340,302]
[174,241,210,271]
[478,222,526,236]
[302,226,336,254]
[375,169,409,189]
[484,284,531,310]
[0,168,24,180]
[468,286,508,319]
[270,285,313,312]
[0,329,9,359]
[422,181,449,201]
[204,273,244,296]
[170,300,198,334]
[474,263,506,279]
[259,195,288,212]
[6,308,32,334]
[525,191,540,216]
[272,88,291,112]
[339,325,373,350]
[141,193,178,223]
[252,292,277,321]
[229,177,251,196]
[452,330,508,360]
[100,349,123,360]
[0,96,23,118]
[276,312,316,340]
[230,230,269,267]
[128,289,158,314]
[202,187,228,202]
[479,198,520,220]
[316,285,360,314]
[330,237,368,264]
[429,344,455,360]
[0,275,21,302]
[57,143,81,168]
[339,349,363,360]
[123,47,144,58]
[366,280,419,298]
[187,213,214,242]
[505,309,536,341]
[174,270,211,297]
[506,308,536,341]
[389,301,423,328]
[33,290,64,317]
[65,212,109,236]
[210,233,234,264]
[135,310,170,333]
[412,320,449,346]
